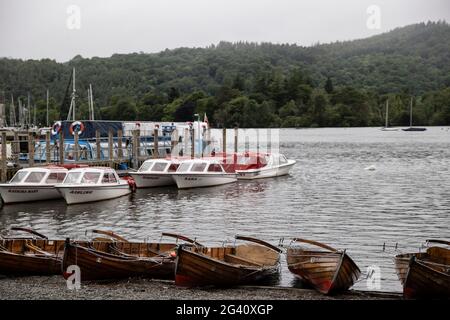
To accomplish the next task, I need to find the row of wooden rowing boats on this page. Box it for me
[0,228,448,298]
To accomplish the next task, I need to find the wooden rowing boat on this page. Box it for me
[174,235,282,287]
[395,240,450,299]
[0,228,67,275]
[61,232,200,281]
[286,238,361,295]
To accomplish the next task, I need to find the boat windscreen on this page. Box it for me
[10,171,28,183]
[191,163,207,172]
[151,162,168,172]
[24,172,47,183]
[81,172,101,184]
[64,172,82,184]
[138,161,153,172]
[207,164,224,172]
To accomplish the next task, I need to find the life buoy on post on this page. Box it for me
[51,121,62,136]
[69,121,85,136]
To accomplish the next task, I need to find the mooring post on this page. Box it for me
[183,128,189,157]
[234,127,238,154]
[191,128,195,159]
[45,131,51,164]
[74,131,79,162]
[59,130,64,164]
[1,132,7,182]
[222,128,227,155]
[28,131,34,167]
[171,128,179,156]
[108,129,114,166]
[95,130,101,161]
[205,127,211,156]
[117,129,123,160]
[13,131,19,163]
[153,128,159,159]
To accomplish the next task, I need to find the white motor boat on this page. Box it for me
[129,159,179,188]
[235,153,296,180]
[56,167,132,204]
[0,166,68,204]
[172,159,237,189]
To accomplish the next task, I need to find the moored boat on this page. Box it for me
[235,153,296,180]
[171,159,237,189]
[174,235,282,287]
[55,167,132,204]
[0,166,68,204]
[395,239,450,299]
[286,238,361,295]
[129,158,179,188]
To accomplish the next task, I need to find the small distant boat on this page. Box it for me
[395,239,450,299]
[55,167,133,204]
[381,100,399,131]
[129,158,179,188]
[286,238,361,295]
[235,153,296,180]
[402,97,427,131]
[175,235,282,287]
[171,159,237,189]
[0,166,68,204]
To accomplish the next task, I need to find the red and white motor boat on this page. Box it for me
[234,153,296,180]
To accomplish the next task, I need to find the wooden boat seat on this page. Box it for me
[224,254,262,267]
[25,241,53,257]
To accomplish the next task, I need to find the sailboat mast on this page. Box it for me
[46,89,49,127]
[409,97,413,128]
[72,68,76,121]
[89,84,94,121]
[385,100,389,128]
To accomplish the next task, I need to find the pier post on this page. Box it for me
[171,128,179,157]
[74,131,79,162]
[13,131,19,163]
[96,130,101,161]
[191,128,195,159]
[1,132,7,182]
[117,129,123,160]
[108,129,114,166]
[234,127,238,154]
[183,128,189,157]
[28,131,34,167]
[59,130,64,164]
[222,128,227,155]
[153,128,159,159]
[45,131,51,164]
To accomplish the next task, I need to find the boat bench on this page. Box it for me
[224,254,262,267]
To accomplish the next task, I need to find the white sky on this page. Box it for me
[0,0,449,62]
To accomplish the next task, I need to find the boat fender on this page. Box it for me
[69,121,85,136]
[121,176,137,192]
[51,121,62,135]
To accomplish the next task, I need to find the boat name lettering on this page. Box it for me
[69,190,93,194]
[8,189,38,193]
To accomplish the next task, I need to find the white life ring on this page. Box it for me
[51,121,62,136]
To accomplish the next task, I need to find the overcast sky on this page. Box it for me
[1,0,449,62]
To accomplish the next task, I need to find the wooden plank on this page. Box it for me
[117,129,123,160]
[1,132,7,182]
[28,131,34,167]
[153,128,159,159]
[74,131,79,162]
[45,131,51,164]
[59,130,64,164]
[96,130,101,160]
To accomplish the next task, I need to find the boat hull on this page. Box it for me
[62,242,175,281]
[286,248,361,295]
[236,161,296,180]
[129,173,174,188]
[56,184,131,204]
[0,185,62,204]
[403,257,450,299]
[175,245,279,287]
[402,127,427,131]
[172,173,237,189]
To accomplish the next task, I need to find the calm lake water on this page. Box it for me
[1,127,449,292]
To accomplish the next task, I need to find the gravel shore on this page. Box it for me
[0,276,401,300]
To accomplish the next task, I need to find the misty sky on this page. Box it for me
[1,0,449,62]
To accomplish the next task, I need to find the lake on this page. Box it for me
[1,127,449,292]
